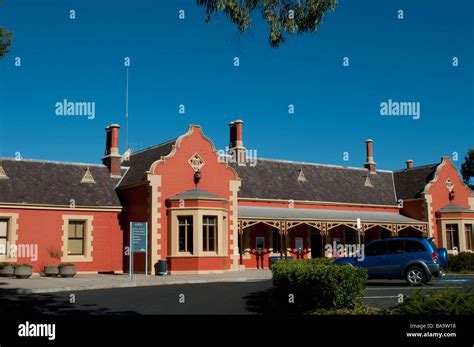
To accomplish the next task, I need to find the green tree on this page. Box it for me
[461,149,474,189]
[197,0,337,48]
[0,1,13,58]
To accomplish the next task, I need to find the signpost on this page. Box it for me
[129,222,148,279]
[356,218,361,245]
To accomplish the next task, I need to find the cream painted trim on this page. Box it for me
[238,197,399,208]
[168,198,227,202]
[169,208,228,257]
[439,219,474,252]
[422,158,446,194]
[469,196,474,210]
[148,125,239,178]
[239,217,427,225]
[0,213,19,262]
[0,203,122,212]
[61,215,93,262]
[147,173,162,271]
[423,194,434,238]
[167,207,228,212]
[229,179,242,270]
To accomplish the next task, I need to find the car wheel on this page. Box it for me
[405,266,427,286]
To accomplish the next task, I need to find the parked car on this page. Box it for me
[331,237,447,286]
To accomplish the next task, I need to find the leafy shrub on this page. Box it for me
[387,289,474,315]
[313,304,382,315]
[306,258,331,266]
[448,252,474,273]
[271,259,367,312]
[0,262,12,269]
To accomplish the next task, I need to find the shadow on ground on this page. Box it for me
[0,288,139,318]
[243,287,307,316]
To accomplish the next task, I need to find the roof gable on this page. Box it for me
[118,139,176,187]
[393,164,439,199]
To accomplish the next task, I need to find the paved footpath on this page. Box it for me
[0,270,273,294]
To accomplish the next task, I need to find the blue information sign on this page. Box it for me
[129,222,148,277]
[131,222,147,253]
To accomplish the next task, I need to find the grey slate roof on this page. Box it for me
[168,188,226,201]
[230,159,398,205]
[393,164,439,200]
[0,158,121,207]
[439,203,474,213]
[118,139,176,188]
[239,206,425,224]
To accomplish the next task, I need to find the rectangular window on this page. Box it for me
[202,216,217,252]
[68,221,85,255]
[465,224,473,251]
[272,229,281,253]
[178,216,193,253]
[446,224,459,250]
[0,219,8,256]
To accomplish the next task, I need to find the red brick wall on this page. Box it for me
[152,126,238,271]
[400,199,425,221]
[168,256,230,272]
[118,184,149,272]
[0,208,122,273]
[426,158,473,244]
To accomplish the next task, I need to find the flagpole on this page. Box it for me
[125,67,129,150]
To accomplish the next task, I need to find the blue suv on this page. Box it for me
[331,238,448,286]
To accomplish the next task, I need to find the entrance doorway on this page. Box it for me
[310,229,323,258]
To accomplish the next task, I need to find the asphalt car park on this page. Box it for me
[0,275,471,316]
[363,275,473,309]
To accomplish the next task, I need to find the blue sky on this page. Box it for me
[0,0,472,170]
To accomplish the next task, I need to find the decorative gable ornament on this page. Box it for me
[445,178,454,192]
[364,175,373,188]
[0,164,8,179]
[188,153,205,172]
[81,167,96,184]
[297,168,307,182]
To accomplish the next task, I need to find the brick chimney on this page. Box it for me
[228,120,246,163]
[102,124,122,177]
[364,139,376,173]
[406,160,414,169]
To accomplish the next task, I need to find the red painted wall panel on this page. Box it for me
[426,159,473,245]
[0,208,122,273]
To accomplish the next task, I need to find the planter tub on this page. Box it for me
[14,265,32,279]
[0,264,15,277]
[44,265,59,277]
[59,264,76,278]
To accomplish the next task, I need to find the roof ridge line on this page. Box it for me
[128,139,177,156]
[0,157,105,168]
[393,163,439,172]
[256,157,393,172]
